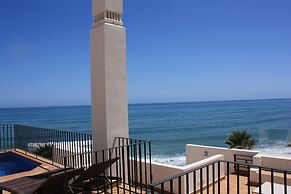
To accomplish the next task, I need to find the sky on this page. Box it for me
[0,0,290,108]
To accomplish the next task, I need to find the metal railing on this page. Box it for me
[234,154,253,174]
[0,124,14,149]
[0,124,92,165]
[64,137,153,193]
[150,160,291,194]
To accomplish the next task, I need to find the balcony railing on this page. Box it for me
[150,160,291,194]
[1,124,153,193]
[0,124,92,164]
[63,137,153,193]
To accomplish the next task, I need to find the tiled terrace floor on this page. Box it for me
[196,174,257,194]
[0,153,268,194]
[96,174,256,194]
[89,174,256,194]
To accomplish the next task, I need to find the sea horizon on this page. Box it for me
[1,97,290,110]
[1,98,291,165]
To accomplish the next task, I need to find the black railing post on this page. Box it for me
[134,140,138,193]
[213,163,215,194]
[149,141,153,184]
[247,165,250,194]
[284,171,287,194]
[161,182,164,194]
[64,157,68,194]
[259,167,262,194]
[115,147,120,193]
[144,142,148,189]
[178,176,182,194]
[218,161,220,194]
[10,124,13,148]
[206,166,209,194]
[193,170,196,194]
[271,169,274,194]
[126,143,131,194]
[139,140,143,192]
[0,125,2,149]
[102,149,106,193]
[227,162,230,194]
[150,185,155,194]
[109,149,113,194]
[130,139,134,186]
[186,173,189,194]
[200,168,203,194]
[170,179,173,194]
[121,142,126,192]
[237,164,240,194]
[5,125,8,149]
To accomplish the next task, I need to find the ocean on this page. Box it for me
[1,99,291,165]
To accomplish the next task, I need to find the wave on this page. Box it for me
[152,142,291,167]
[255,141,291,155]
[152,153,186,166]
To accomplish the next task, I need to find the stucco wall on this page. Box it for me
[139,154,224,193]
[91,19,129,151]
[186,144,258,174]
[253,153,291,171]
[186,144,258,164]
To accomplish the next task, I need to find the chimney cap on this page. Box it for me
[92,0,123,15]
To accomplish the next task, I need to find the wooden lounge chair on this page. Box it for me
[0,157,119,194]
[68,157,120,193]
[0,168,80,194]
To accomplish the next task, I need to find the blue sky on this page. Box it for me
[0,0,290,108]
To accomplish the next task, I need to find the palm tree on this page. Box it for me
[224,130,256,150]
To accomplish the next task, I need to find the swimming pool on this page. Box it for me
[0,153,40,176]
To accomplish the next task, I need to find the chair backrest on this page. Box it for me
[77,157,119,182]
[36,168,81,194]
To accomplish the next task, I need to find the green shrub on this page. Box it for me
[34,144,53,159]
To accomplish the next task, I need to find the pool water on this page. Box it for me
[0,153,40,176]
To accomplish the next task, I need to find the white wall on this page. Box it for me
[253,153,291,171]
[186,144,258,164]
[91,0,128,151]
[186,144,258,174]
[139,154,224,193]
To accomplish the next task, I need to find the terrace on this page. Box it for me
[0,124,152,193]
[1,124,291,194]
[1,0,289,192]
[150,159,291,194]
